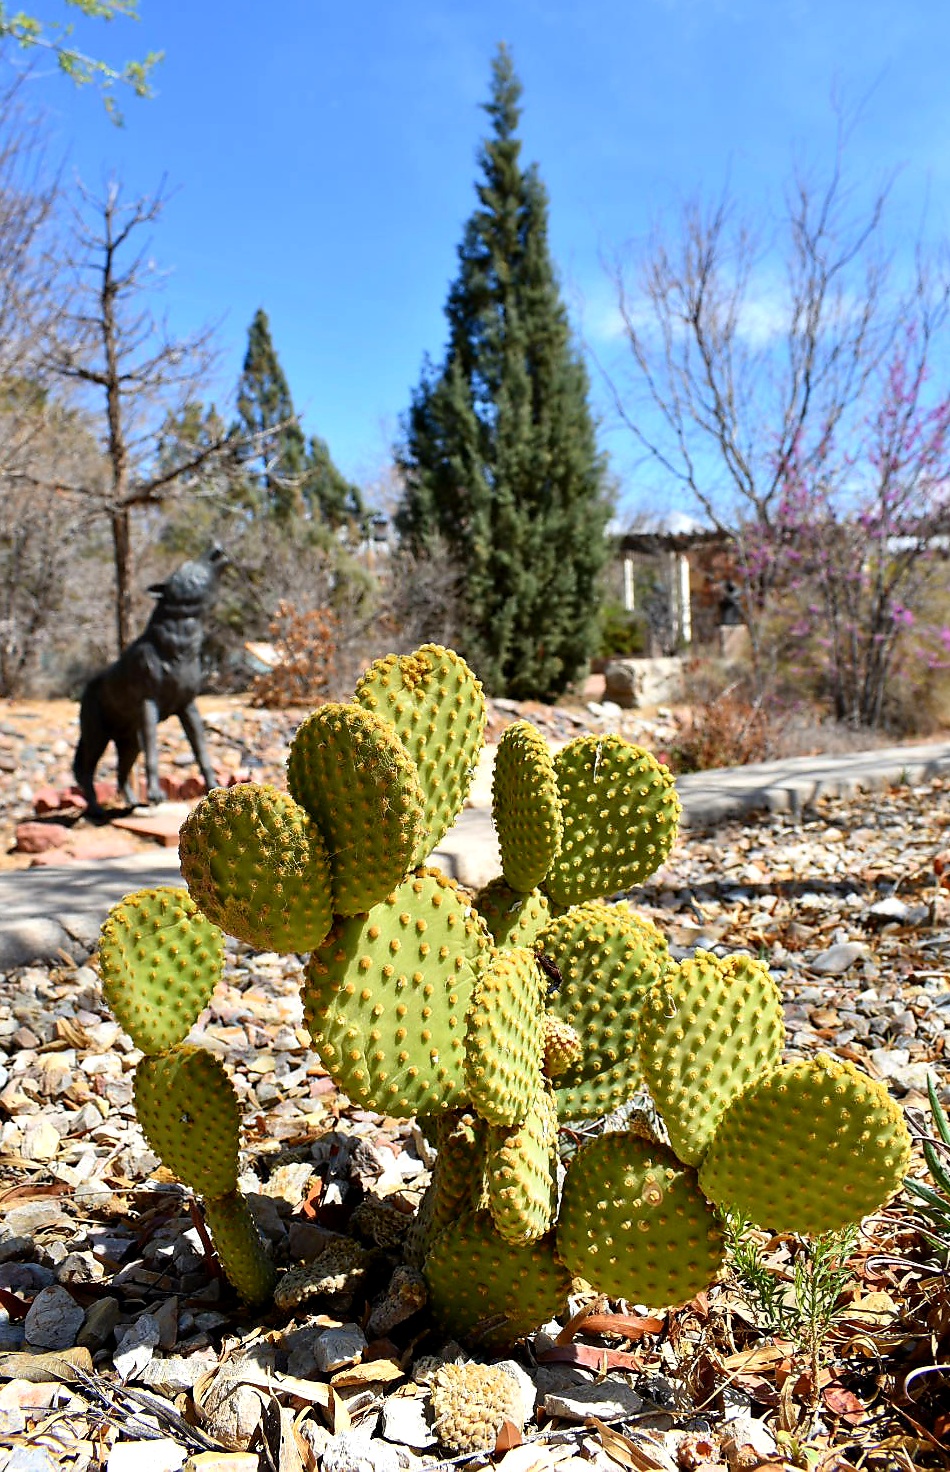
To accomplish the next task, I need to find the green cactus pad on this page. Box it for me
[203,1190,277,1306]
[486,1082,559,1245]
[472,878,551,950]
[179,784,334,954]
[492,721,562,893]
[287,703,427,914]
[699,1054,913,1235]
[98,886,224,1054]
[537,902,669,1120]
[406,1111,486,1266]
[465,946,545,1127]
[134,1047,240,1200]
[302,871,491,1116]
[354,644,486,864]
[543,736,681,907]
[557,1131,725,1308]
[424,1210,571,1350]
[638,951,785,1166]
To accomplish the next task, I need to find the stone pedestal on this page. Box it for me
[603,656,684,709]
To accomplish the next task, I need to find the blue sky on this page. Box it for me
[17,0,950,520]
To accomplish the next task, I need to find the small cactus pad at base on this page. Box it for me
[302,871,491,1116]
[544,736,680,907]
[203,1190,276,1306]
[134,1047,240,1200]
[537,902,668,1120]
[472,878,551,950]
[286,703,427,914]
[465,946,545,1126]
[355,644,486,865]
[424,1210,571,1350]
[699,1054,913,1235]
[492,721,562,893]
[406,1111,487,1266]
[638,951,785,1166]
[557,1132,725,1309]
[486,1082,559,1245]
[179,784,334,954]
[98,887,224,1055]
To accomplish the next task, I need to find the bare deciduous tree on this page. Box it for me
[45,178,237,652]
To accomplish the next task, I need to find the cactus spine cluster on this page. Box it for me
[96,642,912,1336]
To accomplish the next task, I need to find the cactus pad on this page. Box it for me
[134,1047,240,1200]
[302,871,490,1116]
[203,1190,276,1306]
[492,721,562,893]
[179,784,334,954]
[557,1132,725,1308]
[472,878,551,950]
[287,703,427,914]
[98,886,224,1054]
[537,902,668,1120]
[699,1054,913,1235]
[638,951,785,1166]
[544,736,680,907]
[424,1209,571,1350]
[355,644,486,863]
[465,946,545,1126]
[542,1014,583,1079]
[406,1111,486,1266]
[486,1082,559,1245]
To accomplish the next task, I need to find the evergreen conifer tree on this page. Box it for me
[303,433,366,532]
[236,308,308,520]
[396,46,612,699]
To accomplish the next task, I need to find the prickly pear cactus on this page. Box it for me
[93,641,912,1324]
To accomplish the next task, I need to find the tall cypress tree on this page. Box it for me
[236,308,307,520]
[396,46,612,699]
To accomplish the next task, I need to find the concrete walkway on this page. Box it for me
[2,736,949,970]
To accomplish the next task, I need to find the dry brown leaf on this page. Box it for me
[574,1314,665,1341]
[720,1344,791,1374]
[493,1445,561,1472]
[590,1417,676,1472]
[535,1343,644,1373]
[0,1348,93,1383]
[330,1359,403,1388]
[495,1420,523,1453]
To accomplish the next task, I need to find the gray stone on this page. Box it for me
[323,1431,405,1472]
[604,657,684,710]
[808,941,869,975]
[313,1323,368,1373]
[23,1285,85,1350]
[140,1347,218,1393]
[114,1312,161,1379]
[105,1439,188,1472]
[77,1295,121,1352]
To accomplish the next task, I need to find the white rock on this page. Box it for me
[140,1347,217,1393]
[541,1379,644,1422]
[322,1431,404,1472]
[313,1323,367,1373]
[21,1120,61,1162]
[809,941,869,975]
[868,1050,936,1095]
[23,1285,85,1351]
[114,1313,161,1380]
[380,1395,436,1449]
[721,1414,777,1458]
[106,1439,187,1472]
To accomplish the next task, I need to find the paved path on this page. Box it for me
[2,737,949,969]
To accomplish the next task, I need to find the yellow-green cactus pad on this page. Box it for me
[203,1189,276,1306]
[557,1132,725,1308]
[406,1111,486,1266]
[638,951,785,1166]
[355,644,486,864]
[98,886,224,1055]
[287,703,427,914]
[699,1054,913,1235]
[179,784,333,954]
[544,736,680,907]
[486,1082,559,1245]
[302,871,491,1116]
[537,902,668,1120]
[472,878,551,950]
[492,721,562,893]
[465,946,545,1127]
[134,1046,240,1200]
[424,1209,571,1350]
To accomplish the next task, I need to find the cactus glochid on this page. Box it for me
[95,642,912,1338]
